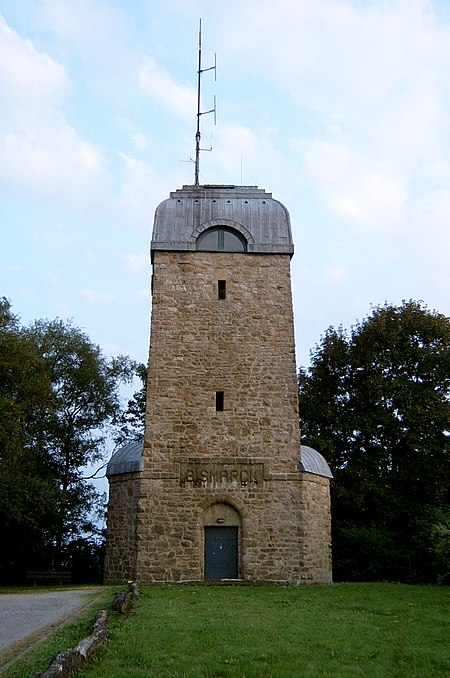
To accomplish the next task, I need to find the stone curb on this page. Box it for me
[39,582,140,678]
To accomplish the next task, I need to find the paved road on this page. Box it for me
[0,589,97,655]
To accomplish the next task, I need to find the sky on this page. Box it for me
[1,0,449,378]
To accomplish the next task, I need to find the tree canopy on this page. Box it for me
[0,300,137,582]
[0,299,59,578]
[299,301,450,583]
[113,362,147,446]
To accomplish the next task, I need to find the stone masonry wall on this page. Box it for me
[135,475,324,584]
[127,250,332,584]
[106,471,332,584]
[104,474,140,583]
[301,474,332,583]
[144,251,300,474]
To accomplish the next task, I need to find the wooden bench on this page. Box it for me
[27,570,71,585]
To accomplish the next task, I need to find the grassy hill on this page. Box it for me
[3,582,449,677]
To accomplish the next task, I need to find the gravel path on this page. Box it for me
[0,589,97,654]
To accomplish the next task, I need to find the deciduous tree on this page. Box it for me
[26,318,136,564]
[114,362,147,445]
[0,301,136,580]
[299,301,450,583]
[0,299,58,579]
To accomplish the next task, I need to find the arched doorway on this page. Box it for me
[203,503,241,580]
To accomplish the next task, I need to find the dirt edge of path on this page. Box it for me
[0,588,107,674]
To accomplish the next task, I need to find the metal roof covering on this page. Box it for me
[299,445,333,478]
[106,439,144,477]
[106,440,332,479]
[151,185,294,256]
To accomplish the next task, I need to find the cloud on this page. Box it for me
[228,0,450,110]
[118,153,160,229]
[213,124,259,179]
[410,189,450,262]
[0,16,67,106]
[36,223,74,246]
[132,133,149,150]
[0,123,104,196]
[220,1,450,231]
[324,265,347,284]
[0,16,106,198]
[40,0,130,67]
[125,253,149,273]
[80,290,116,305]
[200,123,291,189]
[139,56,197,122]
[299,138,406,228]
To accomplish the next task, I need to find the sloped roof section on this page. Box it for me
[106,439,144,477]
[299,445,333,478]
[151,185,294,256]
[106,440,332,479]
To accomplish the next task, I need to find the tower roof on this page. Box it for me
[106,439,143,476]
[151,185,294,256]
[299,445,333,478]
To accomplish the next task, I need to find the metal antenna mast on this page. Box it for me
[195,19,216,185]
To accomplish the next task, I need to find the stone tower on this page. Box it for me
[104,184,332,584]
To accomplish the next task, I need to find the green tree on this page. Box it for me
[0,299,58,579]
[114,362,147,446]
[299,301,450,583]
[0,302,137,580]
[26,318,136,564]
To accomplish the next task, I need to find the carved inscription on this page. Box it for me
[180,461,264,488]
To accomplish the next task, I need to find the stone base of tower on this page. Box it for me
[104,468,331,585]
[103,473,140,584]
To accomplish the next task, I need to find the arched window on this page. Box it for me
[196,227,247,252]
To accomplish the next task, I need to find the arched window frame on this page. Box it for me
[196,226,247,252]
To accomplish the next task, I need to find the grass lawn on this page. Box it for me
[74,582,449,678]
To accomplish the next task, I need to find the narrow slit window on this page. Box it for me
[218,280,226,299]
[216,391,224,411]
